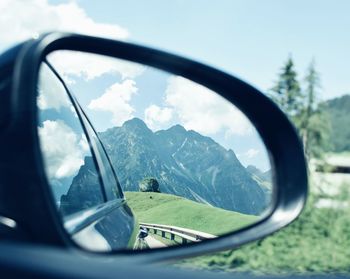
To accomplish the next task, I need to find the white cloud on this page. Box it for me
[38,120,88,179]
[88,79,138,126]
[0,0,143,83]
[163,76,252,136]
[144,105,173,130]
[47,51,145,83]
[244,148,260,159]
[79,133,90,153]
[37,63,71,111]
[0,0,128,49]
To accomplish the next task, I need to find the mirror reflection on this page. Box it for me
[37,63,105,214]
[37,50,273,251]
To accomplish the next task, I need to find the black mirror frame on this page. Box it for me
[9,32,307,262]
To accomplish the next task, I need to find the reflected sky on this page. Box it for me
[48,51,271,171]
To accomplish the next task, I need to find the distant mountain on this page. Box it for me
[246,165,271,183]
[321,94,350,152]
[97,118,268,215]
[246,165,272,196]
[62,118,269,215]
[60,156,103,216]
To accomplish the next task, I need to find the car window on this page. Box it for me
[37,63,105,217]
[77,107,124,200]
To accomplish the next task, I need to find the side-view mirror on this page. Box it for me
[0,32,307,262]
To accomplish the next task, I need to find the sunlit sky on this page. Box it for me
[47,0,350,100]
[1,0,349,172]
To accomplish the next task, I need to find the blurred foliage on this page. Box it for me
[176,182,350,275]
[321,95,350,153]
[270,56,303,117]
[295,109,331,159]
[174,57,350,275]
[269,57,331,160]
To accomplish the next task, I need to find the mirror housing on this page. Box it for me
[1,32,307,262]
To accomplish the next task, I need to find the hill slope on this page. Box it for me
[322,94,350,152]
[125,191,257,236]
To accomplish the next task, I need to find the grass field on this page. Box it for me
[173,181,350,275]
[124,191,257,236]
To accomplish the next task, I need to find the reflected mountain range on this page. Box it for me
[62,118,271,215]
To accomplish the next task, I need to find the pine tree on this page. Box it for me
[298,60,330,159]
[270,57,330,160]
[298,59,319,156]
[304,59,319,117]
[270,56,303,119]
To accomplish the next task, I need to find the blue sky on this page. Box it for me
[67,0,349,100]
[1,0,349,172]
[1,1,349,99]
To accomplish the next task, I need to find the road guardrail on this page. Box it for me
[139,222,216,244]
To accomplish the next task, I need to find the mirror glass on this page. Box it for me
[37,63,105,215]
[37,50,273,251]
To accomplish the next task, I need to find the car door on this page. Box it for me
[37,62,137,251]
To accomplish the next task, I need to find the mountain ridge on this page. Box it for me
[98,118,268,215]
[61,117,269,215]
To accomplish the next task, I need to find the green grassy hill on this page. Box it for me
[125,191,257,236]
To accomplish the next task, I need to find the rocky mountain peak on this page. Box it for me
[122,117,151,131]
[66,118,269,215]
